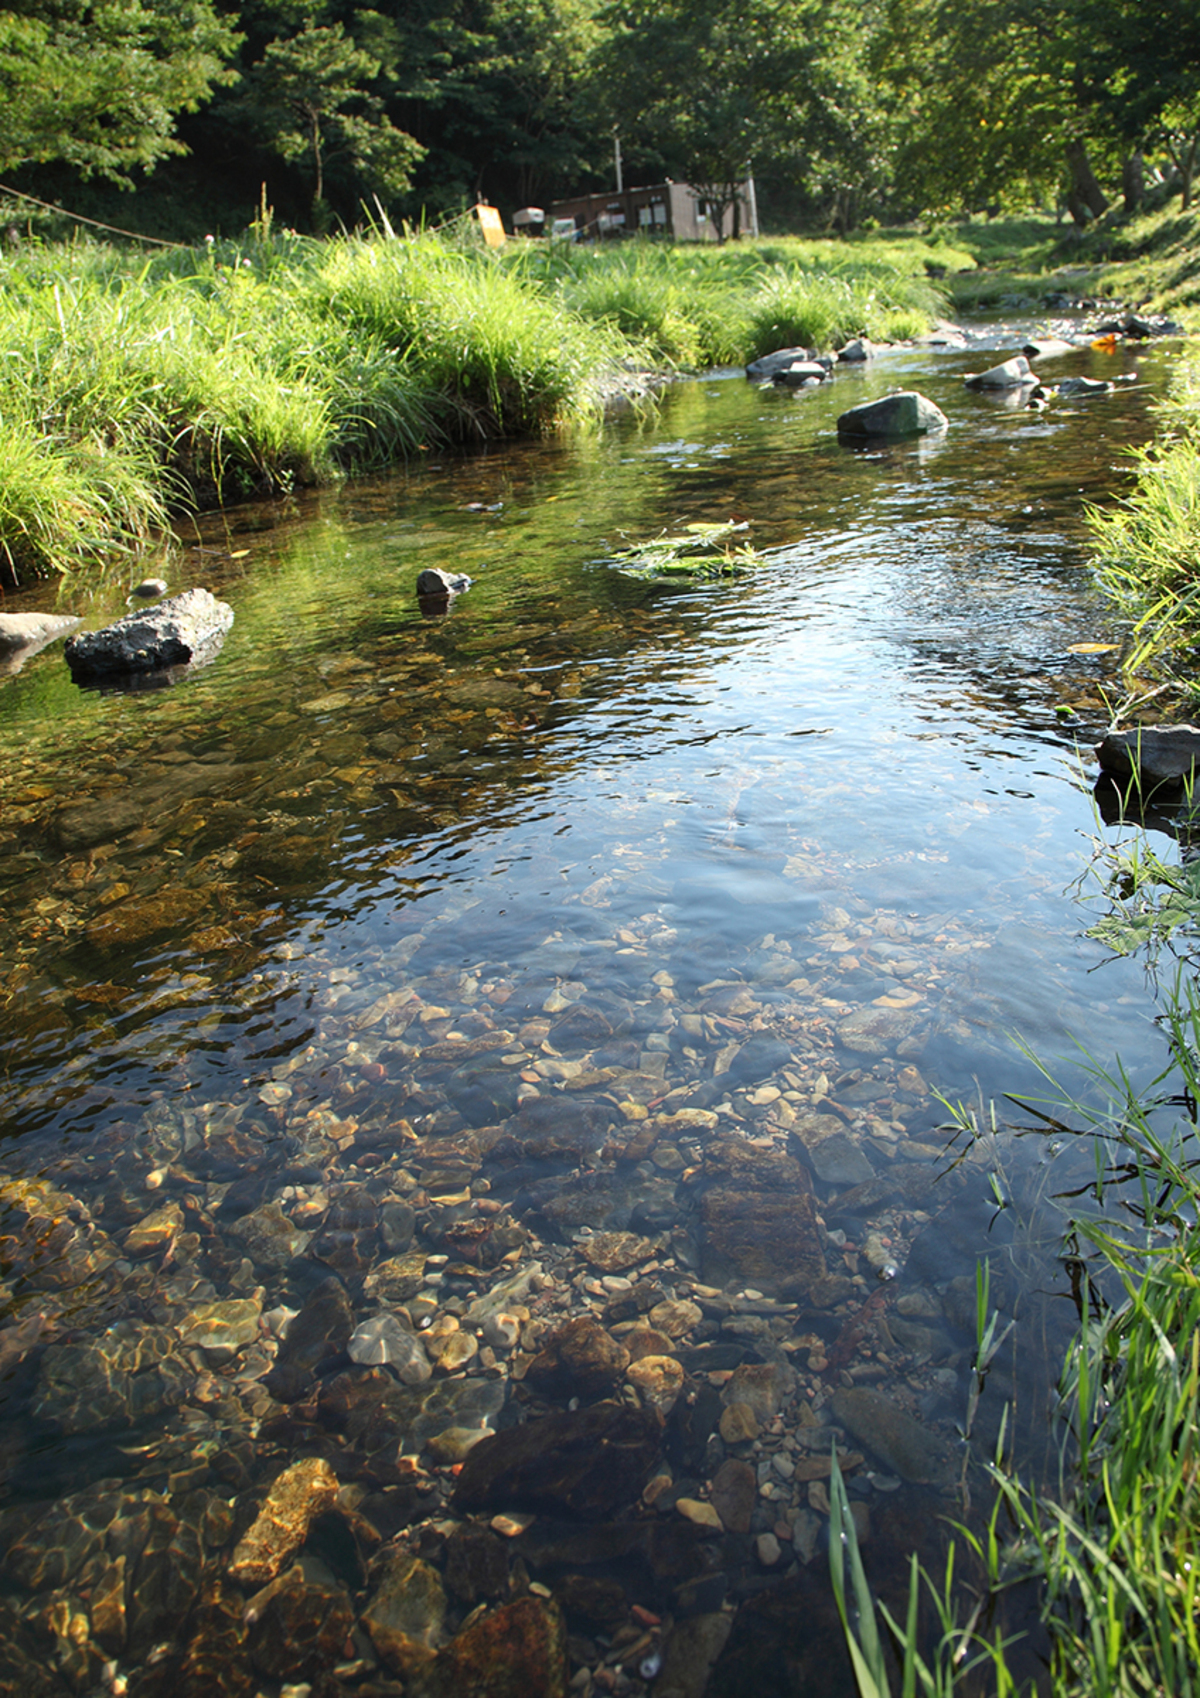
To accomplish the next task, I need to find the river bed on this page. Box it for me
[0,323,1182,1694]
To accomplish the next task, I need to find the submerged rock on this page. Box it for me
[836,392,947,440]
[418,1593,568,1698]
[829,1387,955,1483]
[454,1403,664,1519]
[228,1456,341,1586]
[64,587,233,680]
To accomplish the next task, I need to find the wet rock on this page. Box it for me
[264,1276,353,1400]
[33,1323,190,1434]
[505,1096,614,1164]
[701,1187,825,1295]
[454,1403,664,1519]
[720,1362,794,1421]
[417,567,471,597]
[963,355,1037,389]
[647,1298,702,1338]
[178,1298,263,1360]
[836,337,874,361]
[226,1200,312,1270]
[718,1401,760,1445]
[580,1230,658,1274]
[677,1496,723,1529]
[444,1522,511,1603]
[1022,337,1077,359]
[417,1593,567,1698]
[85,886,210,951]
[311,1182,379,1278]
[836,392,947,439]
[710,1459,756,1533]
[888,1315,954,1361]
[723,1036,794,1085]
[746,346,817,379]
[247,1576,355,1680]
[0,610,82,663]
[64,587,234,679]
[626,1353,685,1416]
[365,1250,430,1303]
[790,1120,875,1186]
[829,1388,955,1484]
[773,360,830,387]
[1096,724,1200,790]
[1054,375,1112,396]
[526,1316,631,1402]
[836,1003,920,1055]
[348,1313,433,1382]
[655,1610,734,1698]
[53,761,245,850]
[361,1549,447,1677]
[229,1457,341,1586]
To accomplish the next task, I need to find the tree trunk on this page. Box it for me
[1182,136,1197,209]
[1065,138,1108,226]
[1122,149,1145,215]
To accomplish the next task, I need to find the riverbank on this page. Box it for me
[0,227,955,587]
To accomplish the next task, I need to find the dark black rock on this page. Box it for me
[64,588,233,679]
[453,1403,664,1520]
[263,1277,353,1402]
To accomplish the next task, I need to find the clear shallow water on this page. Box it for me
[0,327,1181,1692]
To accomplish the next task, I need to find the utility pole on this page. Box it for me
[614,130,623,194]
[745,168,759,238]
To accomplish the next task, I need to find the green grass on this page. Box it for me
[1083,355,1200,682]
[0,225,964,583]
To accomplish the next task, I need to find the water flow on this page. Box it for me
[0,326,1174,1691]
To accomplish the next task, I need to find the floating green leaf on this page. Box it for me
[602,519,762,581]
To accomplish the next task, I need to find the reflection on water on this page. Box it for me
[0,328,1176,1691]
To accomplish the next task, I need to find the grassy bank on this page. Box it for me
[0,226,957,585]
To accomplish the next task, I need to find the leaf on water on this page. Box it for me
[602,520,762,582]
[1067,642,1120,654]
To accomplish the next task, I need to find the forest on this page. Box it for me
[2,0,1199,240]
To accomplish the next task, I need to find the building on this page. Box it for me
[546,179,757,243]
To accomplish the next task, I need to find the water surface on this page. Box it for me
[0,326,1178,1692]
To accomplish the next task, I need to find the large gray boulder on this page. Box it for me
[1096,725,1200,789]
[836,391,948,440]
[746,346,816,379]
[64,587,233,680]
[964,355,1037,389]
[0,612,82,677]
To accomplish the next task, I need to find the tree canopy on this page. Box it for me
[2,0,1197,234]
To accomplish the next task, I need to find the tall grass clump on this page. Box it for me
[315,234,631,436]
[1087,355,1200,679]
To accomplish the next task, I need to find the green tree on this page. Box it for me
[0,0,239,182]
[237,18,423,219]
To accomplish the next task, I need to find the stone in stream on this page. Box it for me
[361,1549,448,1678]
[453,1403,664,1519]
[772,361,830,387]
[1022,337,1078,359]
[1053,375,1113,396]
[262,1275,353,1400]
[0,611,82,676]
[524,1315,631,1402]
[228,1456,341,1586]
[1096,724,1200,789]
[745,345,818,379]
[836,392,947,439]
[836,337,874,361]
[347,1312,433,1382]
[64,586,234,679]
[417,1593,568,1698]
[829,1387,955,1484]
[963,355,1038,389]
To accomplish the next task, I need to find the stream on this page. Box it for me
[0,322,1181,1695]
